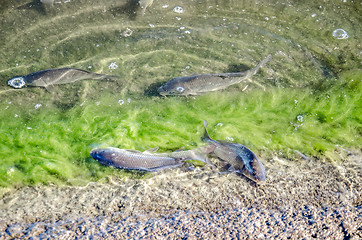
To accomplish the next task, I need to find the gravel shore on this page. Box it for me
[0,150,361,239]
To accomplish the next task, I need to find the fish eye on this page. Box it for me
[8,77,26,88]
[176,86,185,93]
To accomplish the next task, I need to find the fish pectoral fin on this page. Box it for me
[144,147,159,153]
[227,165,237,172]
[150,162,184,172]
[200,144,216,154]
[44,85,54,92]
[187,156,216,169]
[218,170,232,175]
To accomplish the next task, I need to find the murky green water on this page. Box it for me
[0,0,361,188]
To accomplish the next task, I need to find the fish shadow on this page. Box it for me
[0,1,11,14]
[18,0,57,16]
[144,82,164,97]
[17,1,46,15]
[226,63,251,73]
[109,0,141,20]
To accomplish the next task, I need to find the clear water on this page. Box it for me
[0,0,361,189]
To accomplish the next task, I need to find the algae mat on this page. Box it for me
[0,1,361,188]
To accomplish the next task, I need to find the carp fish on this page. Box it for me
[202,120,266,182]
[7,68,120,91]
[90,145,215,172]
[158,55,272,96]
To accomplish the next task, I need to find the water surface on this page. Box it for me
[0,0,360,188]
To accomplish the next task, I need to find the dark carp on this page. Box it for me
[158,55,272,96]
[7,68,120,91]
[202,120,266,182]
[90,145,215,172]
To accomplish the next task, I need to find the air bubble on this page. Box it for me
[108,62,118,70]
[173,6,184,14]
[332,29,349,39]
[225,136,234,142]
[34,103,42,109]
[297,115,304,122]
[122,28,133,37]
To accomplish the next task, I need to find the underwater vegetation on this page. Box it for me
[0,71,360,188]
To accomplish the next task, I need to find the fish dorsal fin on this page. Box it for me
[216,73,231,79]
[173,146,185,152]
[126,149,143,153]
[144,147,159,153]
[202,120,214,141]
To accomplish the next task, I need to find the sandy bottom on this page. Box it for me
[0,150,361,239]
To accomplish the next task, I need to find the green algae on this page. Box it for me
[0,72,360,188]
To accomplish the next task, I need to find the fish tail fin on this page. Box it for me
[93,73,121,81]
[246,54,272,79]
[188,145,216,169]
[107,75,122,81]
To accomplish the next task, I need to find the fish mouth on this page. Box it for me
[241,167,266,182]
[90,148,113,166]
[90,149,100,160]
[90,148,106,161]
[158,88,168,96]
[157,86,167,96]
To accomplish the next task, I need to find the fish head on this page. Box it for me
[241,155,266,182]
[158,78,192,96]
[90,147,119,166]
[7,77,26,89]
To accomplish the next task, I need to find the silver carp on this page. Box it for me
[7,68,120,91]
[158,55,272,96]
[90,145,215,172]
[202,120,266,182]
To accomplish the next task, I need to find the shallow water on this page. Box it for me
[0,0,361,188]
